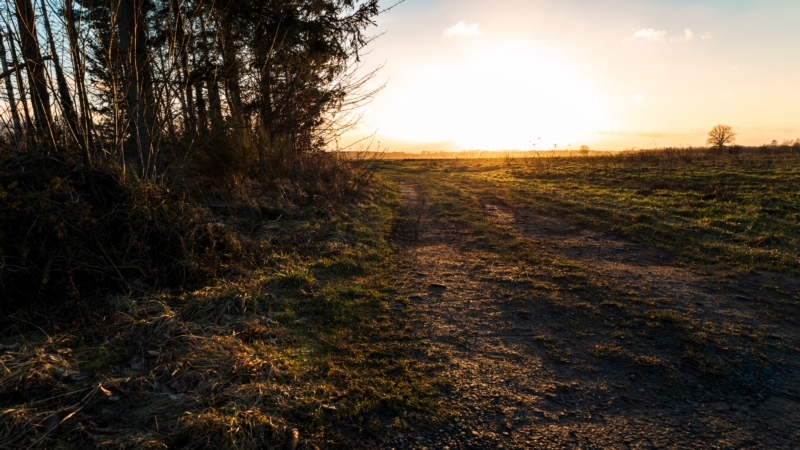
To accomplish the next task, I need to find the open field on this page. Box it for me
[379,149,800,448]
[2,149,798,449]
[389,148,800,274]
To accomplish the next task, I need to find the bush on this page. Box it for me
[189,130,378,207]
[0,156,239,327]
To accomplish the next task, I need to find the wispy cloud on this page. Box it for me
[444,21,483,37]
[624,28,694,44]
[702,32,713,40]
[673,29,693,43]
[629,28,667,42]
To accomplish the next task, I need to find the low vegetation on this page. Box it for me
[390,146,800,274]
[0,178,441,448]
[379,148,798,412]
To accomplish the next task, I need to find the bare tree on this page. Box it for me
[707,124,737,149]
[116,0,159,178]
[41,0,83,162]
[14,0,53,138]
[64,0,95,159]
[4,20,34,132]
[0,30,23,146]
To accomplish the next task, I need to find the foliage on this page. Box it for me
[0,155,245,326]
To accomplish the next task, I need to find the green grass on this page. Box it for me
[384,149,800,274]
[0,184,442,449]
[379,152,798,391]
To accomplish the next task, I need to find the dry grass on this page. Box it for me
[0,184,441,449]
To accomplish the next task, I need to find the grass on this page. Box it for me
[0,183,442,449]
[378,152,798,397]
[386,148,800,274]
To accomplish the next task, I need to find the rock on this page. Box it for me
[428,283,447,290]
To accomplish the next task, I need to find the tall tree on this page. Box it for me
[171,0,195,134]
[40,0,86,163]
[116,0,159,178]
[5,21,34,133]
[64,0,95,159]
[14,0,52,137]
[0,30,23,145]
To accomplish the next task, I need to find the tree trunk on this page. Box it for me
[219,27,243,120]
[116,0,159,179]
[193,63,207,134]
[0,31,23,146]
[6,22,33,136]
[173,0,195,134]
[208,76,223,130]
[14,0,52,137]
[64,0,96,160]
[40,0,85,163]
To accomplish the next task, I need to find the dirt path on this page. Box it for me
[385,182,800,449]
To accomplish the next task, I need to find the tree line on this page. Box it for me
[0,0,381,180]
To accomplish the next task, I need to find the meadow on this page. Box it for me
[2,147,798,449]
[374,147,799,448]
[392,147,800,275]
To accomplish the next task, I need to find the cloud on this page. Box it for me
[702,32,713,40]
[673,29,694,42]
[624,28,694,44]
[632,94,645,103]
[630,28,667,42]
[444,21,483,37]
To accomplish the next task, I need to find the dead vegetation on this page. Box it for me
[0,145,438,449]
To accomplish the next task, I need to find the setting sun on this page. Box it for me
[343,0,800,152]
[379,39,607,150]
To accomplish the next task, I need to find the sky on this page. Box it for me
[340,0,800,152]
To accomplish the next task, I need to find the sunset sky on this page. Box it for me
[342,0,800,152]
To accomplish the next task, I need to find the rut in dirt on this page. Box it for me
[385,181,800,450]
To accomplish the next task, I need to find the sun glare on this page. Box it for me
[379,40,609,150]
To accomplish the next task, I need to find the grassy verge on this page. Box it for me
[0,183,440,449]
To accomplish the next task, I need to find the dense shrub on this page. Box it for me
[0,156,240,326]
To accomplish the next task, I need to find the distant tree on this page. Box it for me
[579,145,590,156]
[706,124,737,149]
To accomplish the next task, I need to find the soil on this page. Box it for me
[384,182,800,449]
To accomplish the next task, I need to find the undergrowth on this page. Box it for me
[0,180,441,449]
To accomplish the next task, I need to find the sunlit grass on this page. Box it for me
[385,149,800,274]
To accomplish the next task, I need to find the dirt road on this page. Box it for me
[384,181,799,449]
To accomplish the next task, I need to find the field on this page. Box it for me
[1,148,798,448]
[378,148,799,448]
